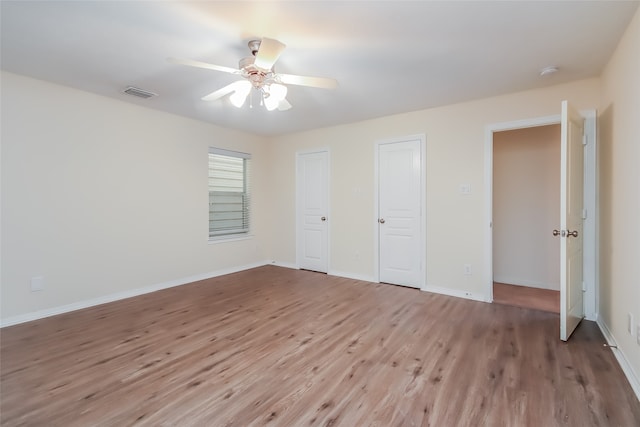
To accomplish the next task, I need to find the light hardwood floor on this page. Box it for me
[1,266,639,426]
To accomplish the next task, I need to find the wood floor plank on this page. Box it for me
[1,266,638,426]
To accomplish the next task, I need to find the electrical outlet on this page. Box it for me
[463,264,472,275]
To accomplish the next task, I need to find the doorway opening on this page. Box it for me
[492,124,561,313]
[484,110,597,325]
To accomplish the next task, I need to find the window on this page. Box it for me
[208,148,251,240]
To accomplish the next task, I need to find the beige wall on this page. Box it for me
[1,72,272,321]
[270,79,600,299]
[599,8,640,385]
[0,74,602,321]
[493,125,561,290]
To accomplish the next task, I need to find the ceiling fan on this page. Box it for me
[169,37,338,111]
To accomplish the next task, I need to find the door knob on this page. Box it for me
[553,229,578,237]
[321,216,326,222]
[379,218,385,224]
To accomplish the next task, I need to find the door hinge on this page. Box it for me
[582,208,588,220]
[582,134,588,146]
[582,282,586,292]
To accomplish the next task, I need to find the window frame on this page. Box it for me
[208,147,251,242]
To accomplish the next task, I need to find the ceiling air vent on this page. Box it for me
[123,86,158,99]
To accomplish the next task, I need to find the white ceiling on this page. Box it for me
[1,1,637,136]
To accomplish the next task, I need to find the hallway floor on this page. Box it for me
[493,282,560,313]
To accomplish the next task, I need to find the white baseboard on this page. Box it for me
[1,261,271,328]
[270,263,377,284]
[585,311,598,322]
[492,276,560,291]
[422,284,488,303]
[597,317,640,402]
[328,270,376,283]
[270,260,298,270]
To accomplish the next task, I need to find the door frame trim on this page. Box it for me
[483,111,597,320]
[374,134,426,288]
[295,147,331,273]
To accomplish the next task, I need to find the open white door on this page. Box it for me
[296,150,329,273]
[559,100,585,341]
[378,138,423,288]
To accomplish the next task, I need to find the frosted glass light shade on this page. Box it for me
[264,95,279,111]
[270,83,287,101]
[264,83,288,111]
[229,81,252,108]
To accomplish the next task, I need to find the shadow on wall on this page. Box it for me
[598,103,614,319]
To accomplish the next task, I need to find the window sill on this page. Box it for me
[208,234,254,245]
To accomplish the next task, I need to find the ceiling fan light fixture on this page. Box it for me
[230,91,248,108]
[264,97,279,111]
[270,83,287,101]
[173,36,337,113]
[229,81,252,108]
[263,83,288,111]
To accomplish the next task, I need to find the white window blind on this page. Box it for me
[208,148,251,239]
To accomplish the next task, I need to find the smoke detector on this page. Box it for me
[539,66,559,77]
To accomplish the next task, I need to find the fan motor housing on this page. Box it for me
[239,56,275,88]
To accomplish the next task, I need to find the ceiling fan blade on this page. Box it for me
[167,57,241,75]
[254,38,286,70]
[278,98,292,111]
[278,73,338,89]
[201,82,243,101]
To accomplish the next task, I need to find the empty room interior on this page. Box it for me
[1,1,639,425]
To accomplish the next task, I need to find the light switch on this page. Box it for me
[31,276,44,292]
